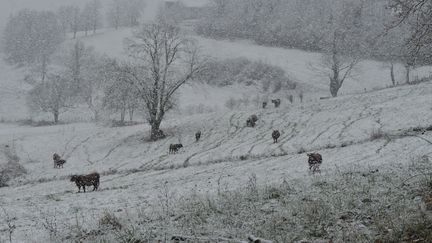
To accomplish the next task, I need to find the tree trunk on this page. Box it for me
[41,56,47,82]
[405,65,410,84]
[329,37,340,98]
[53,111,59,124]
[129,108,134,122]
[390,63,396,86]
[120,108,126,123]
[150,119,165,141]
[94,110,100,122]
[330,77,340,97]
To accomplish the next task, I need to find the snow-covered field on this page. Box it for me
[1,12,432,242]
[77,27,432,103]
[0,79,431,242]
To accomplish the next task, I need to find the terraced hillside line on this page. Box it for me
[183,114,249,167]
[61,135,77,158]
[243,116,289,156]
[337,105,372,139]
[273,122,298,154]
[63,134,96,160]
[14,128,431,189]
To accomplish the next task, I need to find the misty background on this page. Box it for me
[0,0,208,35]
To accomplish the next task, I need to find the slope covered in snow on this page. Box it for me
[0,81,431,241]
[78,27,432,99]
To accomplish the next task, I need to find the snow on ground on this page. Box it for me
[0,81,431,242]
[75,27,432,107]
[0,14,432,241]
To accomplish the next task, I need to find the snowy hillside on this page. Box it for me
[77,27,432,99]
[2,25,431,121]
[0,81,431,241]
[1,1,432,241]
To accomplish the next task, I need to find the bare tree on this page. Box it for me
[107,0,123,29]
[81,57,105,121]
[70,6,81,39]
[60,40,96,92]
[107,0,145,29]
[102,60,140,123]
[390,0,432,58]
[3,9,63,82]
[80,1,102,36]
[90,0,102,34]
[125,21,205,140]
[27,74,73,123]
[315,1,366,97]
[57,6,73,37]
[58,40,103,120]
[324,30,361,97]
[0,207,16,243]
[81,4,93,37]
[124,0,145,26]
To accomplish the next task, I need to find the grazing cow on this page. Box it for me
[70,172,100,193]
[195,131,202,142]
[262,102,268,109]
[246,115,258,127]
[55,159,66,168]
[53,153,60,162]
[272,130,281,143]
[53,153,66,169]
[271,99,281,108]
[169,144,183,154]
[307,153,323,173]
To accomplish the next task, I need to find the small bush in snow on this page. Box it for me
[225,98,237,110]
[194,58,296,93]
[99,211,122,231]
[370,129,386,140]
[297,147,307,154]
[0,145,26,187]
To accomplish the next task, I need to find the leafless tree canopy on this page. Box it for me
[26,74,74,123]
[390,0,432,62]
[124,21,206,140]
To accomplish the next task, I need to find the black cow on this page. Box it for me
[271,99,281,108]
[246,115,258,127]
[169,144,183,154]
[195,131,202,142]
[272,130,281,143]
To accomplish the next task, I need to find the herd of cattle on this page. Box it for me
[56,98,323,193]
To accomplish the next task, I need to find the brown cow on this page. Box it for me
[307,153,322,173]
[70,172,100,193]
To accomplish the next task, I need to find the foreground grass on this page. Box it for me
[45,155,432,242]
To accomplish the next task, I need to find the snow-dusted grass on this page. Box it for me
[1,21,432,242]
[48,158,432,242]
[0,82,432,242]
